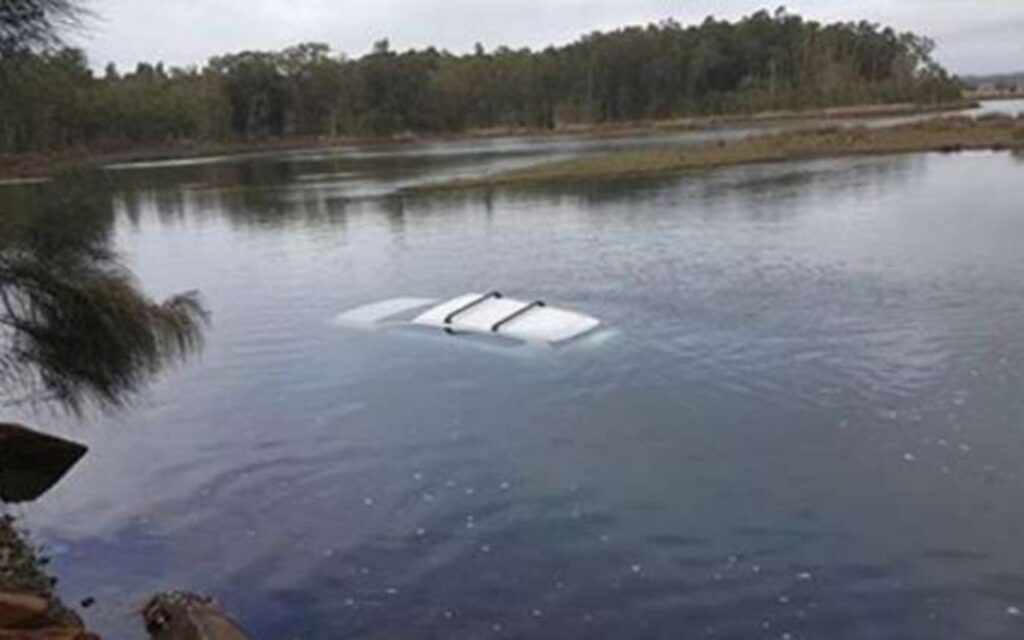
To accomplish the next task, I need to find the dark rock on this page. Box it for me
[143,592,249,640]
[0,423,87,503]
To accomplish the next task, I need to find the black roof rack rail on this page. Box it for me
[491,300,546,333]
[444,291,502,325]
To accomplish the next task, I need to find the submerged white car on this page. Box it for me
[333,292,601,347]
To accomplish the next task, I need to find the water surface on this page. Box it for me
[4,129,1024,639]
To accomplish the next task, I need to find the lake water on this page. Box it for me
[4,121,1024,639]
[971,98,1024,118]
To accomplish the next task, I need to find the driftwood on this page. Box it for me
[0,423,87,503]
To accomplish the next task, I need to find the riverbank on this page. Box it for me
[1,516,250,638]
[0,514,94,637]
[412,113,1024,192]
[0,100,977,181]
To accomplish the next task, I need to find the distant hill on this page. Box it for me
[962,72,1024,90]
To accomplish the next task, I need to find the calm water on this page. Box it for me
[4,129,1024,639]
[971,98,1024,118]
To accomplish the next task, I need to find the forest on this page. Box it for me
[0,8,963,154]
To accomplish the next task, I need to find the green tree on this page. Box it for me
[208,51,291,138]
[1,8,965,152]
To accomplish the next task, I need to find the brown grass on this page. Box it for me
[415,114,1024,192]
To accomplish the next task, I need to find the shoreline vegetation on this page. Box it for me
[0,99,980,180]
[2,9,963,176]
[411,113,1024,192]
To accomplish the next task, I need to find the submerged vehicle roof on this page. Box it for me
[333,292,601,347]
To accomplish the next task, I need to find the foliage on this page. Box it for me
[0,8,964,152]
[0,0,83,57]
[0,175,208,413]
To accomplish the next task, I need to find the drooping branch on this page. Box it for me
[0,175,208,414]
[0,0,86,57]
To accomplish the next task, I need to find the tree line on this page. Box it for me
[0,8,963,153]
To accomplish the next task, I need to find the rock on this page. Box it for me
[0,423,88,503]
[0,592,47,628]
[143,592,249,640]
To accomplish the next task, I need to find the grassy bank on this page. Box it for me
[0,100,977,180]
[414,114,1024,192]
[641,99,978,131]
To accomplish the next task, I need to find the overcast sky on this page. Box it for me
[78,0,1023,76]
